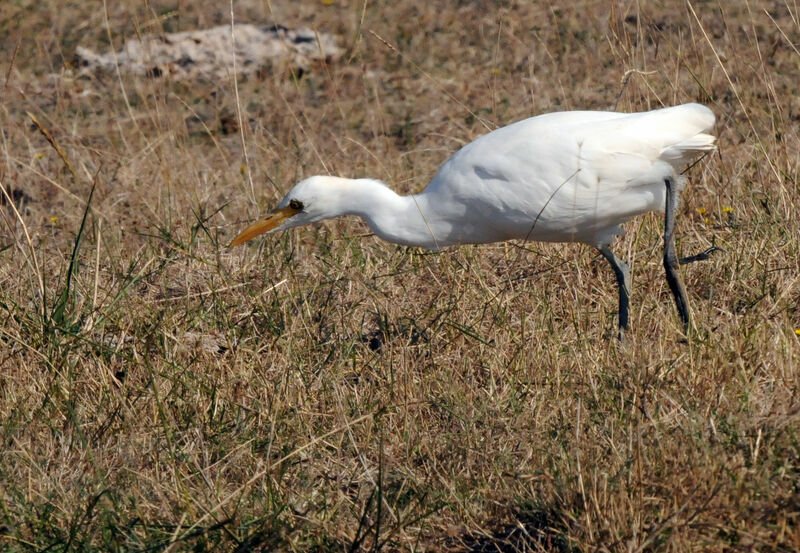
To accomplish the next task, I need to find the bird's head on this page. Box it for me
[230,176,341,246]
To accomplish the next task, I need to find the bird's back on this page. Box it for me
[419,103,715,247]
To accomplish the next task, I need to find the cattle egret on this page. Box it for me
[232,103,716,338]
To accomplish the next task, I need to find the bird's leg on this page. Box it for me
[599,245,630,341]
[663,176,690,330]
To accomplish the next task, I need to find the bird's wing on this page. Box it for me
[570,103,715,194]
[547,104,716,242]
[576,103,715,170]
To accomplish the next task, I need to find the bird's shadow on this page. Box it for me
[443,507,572,553]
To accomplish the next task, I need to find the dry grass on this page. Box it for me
[1,0,798,551]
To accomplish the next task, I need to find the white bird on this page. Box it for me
[232,103,716,338]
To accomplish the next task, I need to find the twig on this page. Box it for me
[26,111,78,182]
[0,178,45,318]
[229,0,256,205]
[2,39,21,97]
[368,30,493,131]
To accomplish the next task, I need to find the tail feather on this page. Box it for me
[645,103,716,164]
[662,130,716,163]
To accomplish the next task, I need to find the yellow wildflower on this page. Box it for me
[696,207,706,215]
[722,206,733,213]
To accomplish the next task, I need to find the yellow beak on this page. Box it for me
[230,205,302,247]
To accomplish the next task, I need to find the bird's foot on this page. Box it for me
[678,246,724,265]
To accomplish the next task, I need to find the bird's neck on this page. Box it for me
[325,178,438,248]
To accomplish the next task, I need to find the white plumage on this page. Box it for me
[232,103,716,337]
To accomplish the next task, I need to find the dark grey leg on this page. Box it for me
[664,177,690,330]
[599,245,630,341]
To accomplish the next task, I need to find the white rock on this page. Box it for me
[76,24,343,80]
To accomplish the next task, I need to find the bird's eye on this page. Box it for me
[289,199,304,210]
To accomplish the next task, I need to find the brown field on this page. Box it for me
[1,1,798,551]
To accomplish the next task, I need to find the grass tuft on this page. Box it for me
[1,1,799,551]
